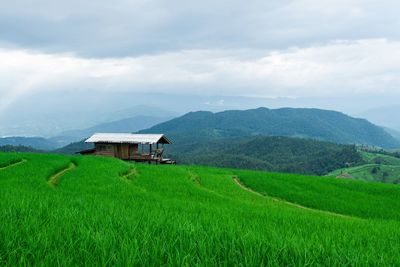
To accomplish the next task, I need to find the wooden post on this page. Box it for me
[156,143,159,165]
[149,144,152,164]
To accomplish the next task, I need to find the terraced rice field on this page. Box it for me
[1,152,400,265]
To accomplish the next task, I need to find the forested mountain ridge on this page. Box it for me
[167,136,363,175]
[0,137,58,151]
[143,107,400,148]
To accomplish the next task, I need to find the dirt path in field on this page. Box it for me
[232,176,352,219]
[48,162,76,187]
[0,159,27,171]
[120,168,137,182]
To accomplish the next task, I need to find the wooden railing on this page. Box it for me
[129,154,162,161]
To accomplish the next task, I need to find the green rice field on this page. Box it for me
[1,152,400,265]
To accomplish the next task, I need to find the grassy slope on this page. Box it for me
[237,169,400,220]
[1,153,400,265]
[329,151,400,183]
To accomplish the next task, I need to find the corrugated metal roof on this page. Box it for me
[85,133,172,144]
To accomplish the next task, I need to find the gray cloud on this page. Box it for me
[2,0,400,57]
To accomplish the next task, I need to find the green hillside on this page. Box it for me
[1,152,400,265]
[169,136,363,175]
[0,145,41,153]
[329,151,400,184]
[142,107,400,148]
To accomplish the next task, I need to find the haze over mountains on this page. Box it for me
[57,116,172,145]
[0,101,177,137]
[0,106,174,149]
[1,90,399,137]
[360,105,400,132]
[1,106,399,152]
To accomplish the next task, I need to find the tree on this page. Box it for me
[371,166,380,175]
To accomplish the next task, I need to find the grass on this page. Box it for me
[1,152,400,265]
[0,153,25,169]
[236,169,400,220]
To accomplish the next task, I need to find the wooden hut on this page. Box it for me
[81,133,174,164]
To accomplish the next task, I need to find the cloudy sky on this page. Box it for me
[1,0,400,135]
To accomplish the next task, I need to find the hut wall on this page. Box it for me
[119,144,130,160]
[129,144,139,157]
[94,143,141,160]
[94,143,115,157]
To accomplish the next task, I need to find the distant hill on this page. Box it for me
[143,107,400,148]
[0,137,58,151]
[0,145,41,153]
[53,140,93,154]
[167,136,363,175]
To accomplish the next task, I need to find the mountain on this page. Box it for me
[0,145,42,153]
[53,140,94,154]
[0,137,58,151]
[55,107,398,174]
[143,107,400,148]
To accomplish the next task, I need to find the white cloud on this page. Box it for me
[1,38,400,113]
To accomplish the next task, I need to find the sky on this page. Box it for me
[1,0,400,135]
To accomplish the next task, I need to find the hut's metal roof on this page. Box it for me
[85,133,172,144]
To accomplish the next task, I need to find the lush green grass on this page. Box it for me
[237,169,400,220]
[329,151,400,183]
[1,152,400,265]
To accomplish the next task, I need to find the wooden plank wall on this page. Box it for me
[95,143,115,157]
[95,143,141,160]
